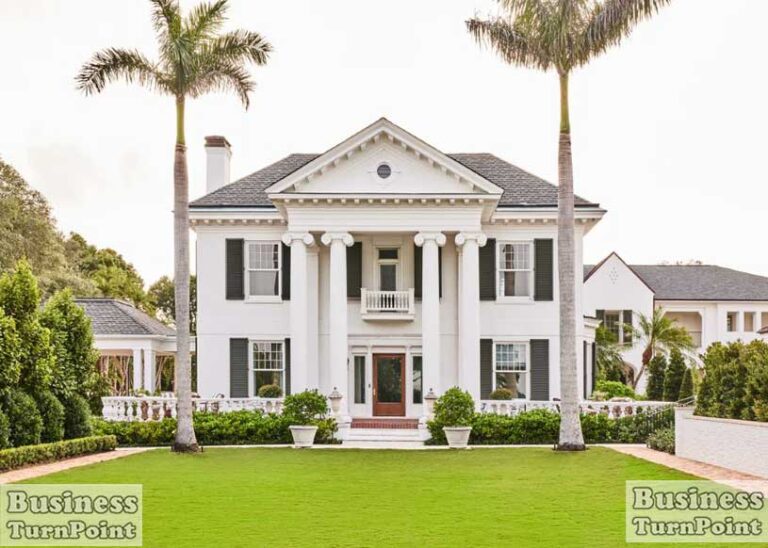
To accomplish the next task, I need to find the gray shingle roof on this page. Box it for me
[75,299,175,337]
[189,153,598,209]
[584,264,768,301]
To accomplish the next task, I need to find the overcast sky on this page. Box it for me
[1,0,766,285]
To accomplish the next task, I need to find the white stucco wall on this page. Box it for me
[675,407,768,478]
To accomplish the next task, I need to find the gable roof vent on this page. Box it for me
[376,163,392,179]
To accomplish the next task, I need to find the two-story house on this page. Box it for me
[584,252,768,391]
[189,119,604,437]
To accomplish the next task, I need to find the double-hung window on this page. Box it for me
[377,248,399,291]
[498,242,532,298]
[251,341,284,394]
[494,343,528,399]
[246,242,280,297]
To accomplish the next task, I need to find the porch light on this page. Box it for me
[424,388,438,415]
[328,387,343,415]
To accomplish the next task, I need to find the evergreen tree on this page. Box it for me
[678,367,694,401]
[645,354,667,401]
[663,349,687,402]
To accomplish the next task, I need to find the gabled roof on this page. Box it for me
[585,254,768,301]
[75,298,175,337]
[190,153,599,209]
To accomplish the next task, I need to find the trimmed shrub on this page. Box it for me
[36,390,65,443]
[489,388,514,400]
[647,427,675,454]
[257,384,282,398]
[678,368,694,401]
[0,435,116,473]
[593,381,638,400]
[645,355,667,401]
[63,394,93,439]
[3,389,43,447]
[282,390,328,425]
[696,341,754,420]
[433,387,475,426]
[663,349,686,402]
[0,409,10,449]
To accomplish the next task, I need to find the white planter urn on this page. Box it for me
[443,426,472,449]
[289,425,318,448]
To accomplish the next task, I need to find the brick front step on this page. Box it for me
[351,418,420,430]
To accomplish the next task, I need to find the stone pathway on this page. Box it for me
[0,448,152,484]
[608,444,768,493]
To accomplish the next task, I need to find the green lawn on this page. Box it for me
[24,447,710,547]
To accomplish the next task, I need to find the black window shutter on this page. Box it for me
[591,342,597,397]
[479,238,496,300]
[438,247,443,299]
[346,242,362,298]
[229,338,248,397]
[534,239,554,301]
[284,338,291,396]
[226,239,245,300]
[480,339,493,399]
[281,243,291,300]
[530,339,550,400]
[414,245,422,299]
[596,309,605,323]
[583,341,588,399]
[623,310,633,345]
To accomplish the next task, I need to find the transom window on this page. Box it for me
[498,242,532,298]
[494,343,528,399]
[377,247,399,291]
[246,242,280,297]
[251,341,284,394]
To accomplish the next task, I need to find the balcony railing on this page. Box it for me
[360,288,415,319]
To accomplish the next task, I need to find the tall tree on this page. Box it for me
[467,0,671,450]
[633,308,693,390]
[76,0,271,452]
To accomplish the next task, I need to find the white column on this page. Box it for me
[414,232,446,401]
[144,349,157,393]
[321,232,354,417]
[282,232,315,394]
[455,232,487,401]
[132,348,143,393]
[306,246,320,390]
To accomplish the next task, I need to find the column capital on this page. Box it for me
[414,232,446,247]
[321,232,354,247]
[455,232,487,248]
[281,232,315,247]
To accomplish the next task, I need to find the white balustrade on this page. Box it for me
[477,400,672,419]
[101,396,284,422]
[361,288,415,315]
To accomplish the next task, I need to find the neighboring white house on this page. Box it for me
[584,252,768,391]
[189,118,605,426]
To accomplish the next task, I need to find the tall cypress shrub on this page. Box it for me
[663,349,686,402]
[645,355,667,401]
[678,368,694,401]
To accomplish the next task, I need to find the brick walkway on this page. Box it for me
[608,444,768,493]
[0,448,152,484]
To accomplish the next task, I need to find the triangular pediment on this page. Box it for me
[266,118,503,198]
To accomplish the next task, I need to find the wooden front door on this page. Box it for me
[373,354,405,416]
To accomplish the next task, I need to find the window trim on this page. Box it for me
[249,339,285,396]
[244,240,282,303]
[495,241,534,302]
[375,246,401,292]
[492,341,530,400]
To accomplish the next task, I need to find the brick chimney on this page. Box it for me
[205,135,231,194]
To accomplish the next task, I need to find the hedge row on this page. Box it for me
[93,411,338,446]
[427,408,673,445]
[0,435,117,473]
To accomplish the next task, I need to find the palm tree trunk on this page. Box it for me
[172,96,199,453]
[555,71,585,451]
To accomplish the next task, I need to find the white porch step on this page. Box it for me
[342,427,426,447]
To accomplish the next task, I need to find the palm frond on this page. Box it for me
[187,60,254,108]
[466,17,550,70]
[184,0,229,41]
[149,0,181,36]
[581,0,672,57]
[75,48,171,95]
[203,29,272,65]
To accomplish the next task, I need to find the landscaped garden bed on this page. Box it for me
[0,435,116,473]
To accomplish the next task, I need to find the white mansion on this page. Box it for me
[189,119,605,423]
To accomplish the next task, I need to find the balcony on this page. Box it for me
[360,288,415,320]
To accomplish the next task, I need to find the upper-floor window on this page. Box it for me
[246,241,281,297]
[494,342,528,399]
[497,242,532,298]
[727,311,738,332]
[377,248,399,291]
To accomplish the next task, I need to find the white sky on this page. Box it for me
[1,0,766,285]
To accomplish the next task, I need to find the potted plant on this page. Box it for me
[283,390,329,448]
[433,387,475,448]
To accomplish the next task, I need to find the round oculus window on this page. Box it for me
[376,163,392,179]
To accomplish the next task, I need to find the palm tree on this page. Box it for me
[76,0,271,452]
[633,308,694,391]
[467,0,670,450]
